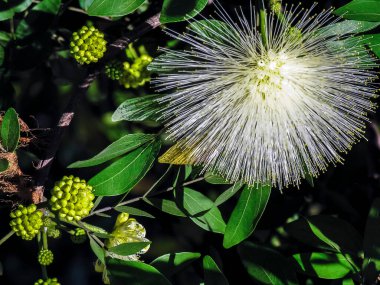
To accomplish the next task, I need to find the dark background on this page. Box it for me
[1,0,379,284]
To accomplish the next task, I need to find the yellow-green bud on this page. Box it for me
[70,228,87,244]
[38,249,54,266]
[49,175,95,222]
[9,204,43,240]
[34,277,60,285]
[105,61,124,80]
[118,47,153,89]
[70,25,107,65]
[105,213,150,258]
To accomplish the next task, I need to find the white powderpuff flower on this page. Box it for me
[149,2,378,189]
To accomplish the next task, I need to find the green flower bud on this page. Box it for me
[105,61,124,80]
[49,175,95,222]
[70,227,87,244]
[34,277,60,285]
[70,25,107,65]
[38,249,54,266]
[9,204,43,240]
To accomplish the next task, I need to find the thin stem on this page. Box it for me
[258,1,268,48]
[90,234,104,247]
[42,231,48,250]
[89,177,205,217]
[0,230,15,246]
[10,17,15,40]
[143,165,173,198]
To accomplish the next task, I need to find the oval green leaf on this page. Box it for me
[238,242,298,285]
[0,0,33,21]
[151,252,201,278]
[334,0,380,21]
[292,252,352,279]
[89,139,161,196]
[0,158,9,172]
[112,95,164,122]
[203,255,229,285]
[284,215,362,256]
[108,242,151,256]
[145,198,186,217]
[87,0,145,17]
[89,235,105,264]
[107,259,172,285]
[160,0,208,24]
[69,133,156,168]
[1,108,20,152]
[223,184,271,248]
[115,206,155,218]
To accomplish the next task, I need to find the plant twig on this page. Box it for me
[88,177,205,217]
[0,230,15,246]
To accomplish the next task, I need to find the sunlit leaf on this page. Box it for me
[239,242,298,285]
[151,252,201,278]
[89,139,161,196]
[107,259,172,285]
[69,133,156,168]
[1,108,20,152]
[292,252,352,279]
[203,255,229,285]
[223,184,271,248]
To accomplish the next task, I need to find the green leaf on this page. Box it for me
[292,252,352,279]
[223,184,271,248]
[112,95,164,122]
[284,216,362,256]
[107,259,172,285]
[179,187,214,216]
[115,206,155,218]
[1,108,20,152]
[160,0,208,24]
[334,0,380,21]
[204,172,231,185]
[145,198,186,217]
[151,252,201,278]
[108,242,151,256]
[69,133,155,168]
[318,20,380,38]
[87,0,145,17]
[357,34,380,58]
[89,236,105,264]
[0,0,33,21]
[363,198,380,282]
[238,242,298,285]
[0,158,9,172]
[15,0,61,40]
[214,183,242,207]
[188,19,238,43]
[203,255,229,285]
[79,0,93,10]
[89,139,161,196]
[191,205,226,234]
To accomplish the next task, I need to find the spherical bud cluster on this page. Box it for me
[9,204,43,240]
[119,54,153,89]
[105,61,123,80]
[70,228,87,244]
[50,175,95,222]
[34,278,60,285]
[70,25,107,65]
[38,249,54,266]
